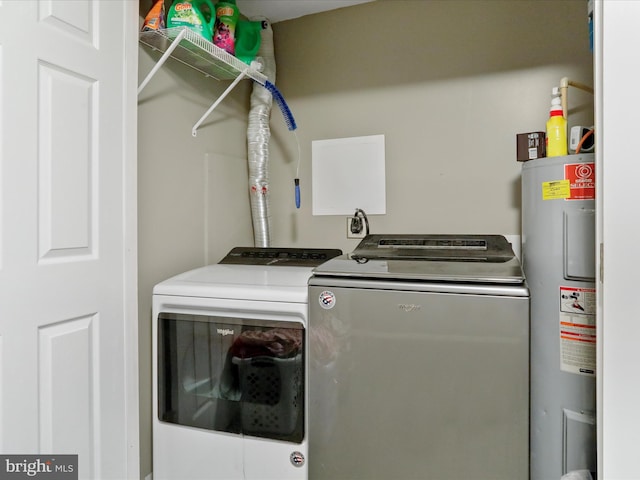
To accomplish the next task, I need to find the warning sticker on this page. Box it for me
[542,179,570,200]
[560,286,596,314]
[564,162,595,200]
[559,286,596,377]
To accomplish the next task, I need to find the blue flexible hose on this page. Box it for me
[263,80,297,131]
[259,80,300,207]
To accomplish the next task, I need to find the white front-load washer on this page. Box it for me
[151,247,341,480]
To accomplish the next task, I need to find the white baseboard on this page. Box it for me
[144,474,152,480]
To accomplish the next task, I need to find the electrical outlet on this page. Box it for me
[346,217,366,239]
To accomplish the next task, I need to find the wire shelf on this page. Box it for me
[139,27,267,85]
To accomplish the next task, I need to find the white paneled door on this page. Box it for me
[0,1,139,478]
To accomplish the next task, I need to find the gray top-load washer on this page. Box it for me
[308,234,530,480]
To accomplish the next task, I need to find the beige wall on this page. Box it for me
[269,0,594,253]
[136,0,593,477]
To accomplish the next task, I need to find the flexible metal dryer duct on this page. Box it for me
[247,19,275,247]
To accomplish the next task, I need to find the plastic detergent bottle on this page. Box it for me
[213,0,240,54]
[235,20,263,64]
[546,94,568,157]
[141,0,166,32]
[167,0,216,41]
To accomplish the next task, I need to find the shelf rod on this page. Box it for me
[191,67,250,137]
[137,28,187,95]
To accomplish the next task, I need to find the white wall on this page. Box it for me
[270,0,594,253]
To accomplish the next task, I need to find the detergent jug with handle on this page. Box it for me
[235,20,263,64]
[167,0,216,41]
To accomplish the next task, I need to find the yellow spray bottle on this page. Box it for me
[546,92,567,157]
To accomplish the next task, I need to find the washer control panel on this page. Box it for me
[219,247,342,267]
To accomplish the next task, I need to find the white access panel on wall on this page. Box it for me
[311,134,386,215]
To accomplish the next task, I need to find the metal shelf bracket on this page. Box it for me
[191,67,250,136]
[137,28,187,95]
[137,27,268,136]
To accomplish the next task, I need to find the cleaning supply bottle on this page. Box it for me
[213,0,240,54]
[141,0,166,32]
[235,20,263,64]
[167,0,216,41]
[546,93,568,157]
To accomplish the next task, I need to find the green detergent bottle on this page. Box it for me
[235,20,263,64]
[167,0,216,41]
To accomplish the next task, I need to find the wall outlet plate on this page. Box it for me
[347,217,366,239]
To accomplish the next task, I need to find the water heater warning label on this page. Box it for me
[559,286,596,377]
[564,162,595,200]
[542,180,570,200]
